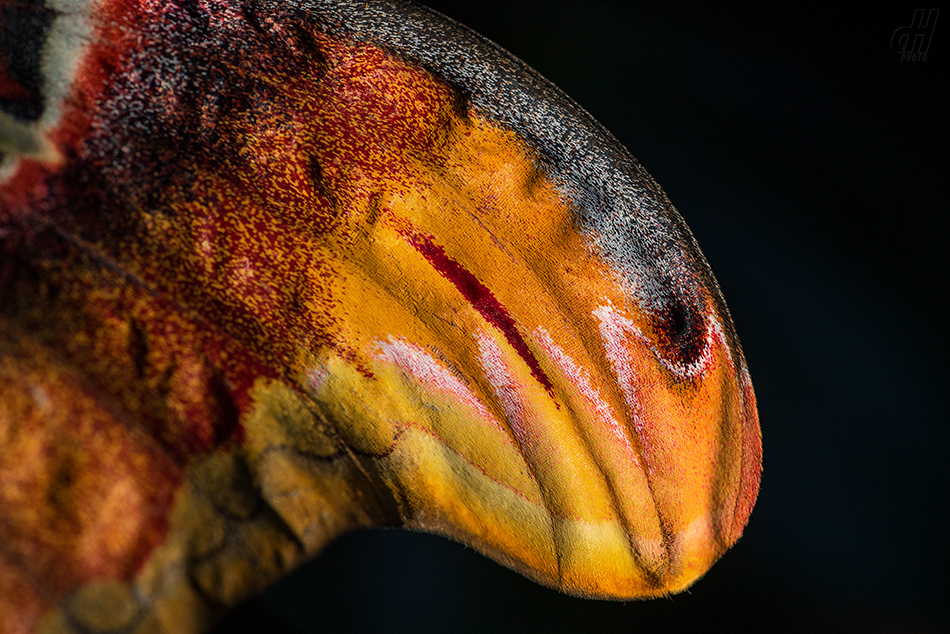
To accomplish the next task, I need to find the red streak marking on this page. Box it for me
[403,230,554,395]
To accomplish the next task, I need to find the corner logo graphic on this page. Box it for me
[891,9,939,61]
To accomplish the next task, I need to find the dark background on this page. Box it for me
[218,2,948,632]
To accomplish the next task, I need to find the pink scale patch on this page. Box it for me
[533,327,634,453]
[376,337,501,431]
[592,304,645,428]
[476,334,533,446]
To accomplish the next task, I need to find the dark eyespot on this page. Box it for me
[655,291,707,370]
[449,84,471,122]
[0,1,52,121]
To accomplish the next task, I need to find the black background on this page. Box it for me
[218,2,948,632]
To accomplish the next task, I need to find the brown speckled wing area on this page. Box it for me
[0,1,761,632]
